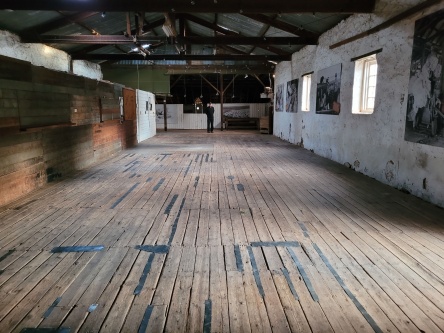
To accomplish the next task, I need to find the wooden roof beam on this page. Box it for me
[0,0,376,13]
[72,53,291,61]
[242,13,319,39]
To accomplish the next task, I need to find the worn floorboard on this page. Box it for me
[1,130,443,333]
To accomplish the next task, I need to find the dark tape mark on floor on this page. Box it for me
[82,169,101,180]
[153,178,165,191]
[110,183,140,208]
[135,245,170,254]
[287,247,319,302]
[184,160,192,177]
[203,299,212,333]
[281,267,299,300]
[247,246,265,297]
[168,198,186,245]
[312,243,383,333]
[160,153,172,161]
[234,245,244,272]
[164,194,179,214]
[124,159,138,167]
[0,249,15,263]
[298,222,310,238]
[51,245,104,253]
[134,253,155,295]
[194,176,200,188]
[138,305,154,333]
[43,297,62,318]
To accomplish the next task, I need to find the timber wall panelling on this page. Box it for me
[0,55,138,207]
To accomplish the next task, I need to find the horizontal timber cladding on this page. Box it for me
[0,54,138,207]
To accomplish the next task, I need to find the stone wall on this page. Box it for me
[0,30,102,80]
[273,0,444,207]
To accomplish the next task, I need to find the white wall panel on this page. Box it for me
[136,90,156,142]
[156,103,267,130]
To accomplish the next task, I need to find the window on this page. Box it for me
[301,74,311,112]
[352,54,378,114]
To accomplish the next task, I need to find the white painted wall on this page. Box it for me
[156,103,268,130]
[136,90,157,142]
[0,30,102,80]
[72,60,103,80]
[273,0,444,207]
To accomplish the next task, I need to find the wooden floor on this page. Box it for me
[1,130,444,333]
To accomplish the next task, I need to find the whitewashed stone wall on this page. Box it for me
[72,60,103,80]
[274,0,444,207]
[0,30,102,80]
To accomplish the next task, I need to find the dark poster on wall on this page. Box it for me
[286,79,299,113]
[316,63,342,115]
[405,9,444,147]
[275,83,284,112]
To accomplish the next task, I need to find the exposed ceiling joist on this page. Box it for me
[160,65,275,74]
[176,13,237,36]
[177,36,317,45]
[241,13,319,39]
[175,13,292,56]
[0,0,376,13]
[72,54,291,61]
[24,35,316,46]
[21,12,99,36]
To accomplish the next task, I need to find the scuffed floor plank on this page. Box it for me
[1,130,444,333]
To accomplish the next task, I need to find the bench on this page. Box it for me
[224,117,259,130]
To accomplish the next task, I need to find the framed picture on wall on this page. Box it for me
[275,83,284,112]
[286,79,299,113]
[405,9,444,146]
[316,63,342,115]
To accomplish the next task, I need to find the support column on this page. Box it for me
[220,73,224,131]
[163,96,168,131]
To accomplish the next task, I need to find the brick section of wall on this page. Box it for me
[0,55,138,207]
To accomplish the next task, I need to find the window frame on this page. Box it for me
[301,73,312,112]
[361,58,377,112]
[351,50,381,115]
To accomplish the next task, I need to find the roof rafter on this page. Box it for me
[72,54,291,61]
[0,0,376,13]
[241,13,319,39]
[24,35,315,46]
[176,13,291,56]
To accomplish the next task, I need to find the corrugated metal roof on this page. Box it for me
[0,8,352,72]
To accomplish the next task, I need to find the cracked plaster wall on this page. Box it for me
[274,0,444,207]
[0,30,102,80]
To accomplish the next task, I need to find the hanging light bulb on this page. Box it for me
[216,74,219,96]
